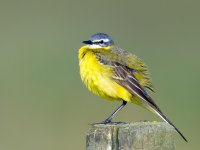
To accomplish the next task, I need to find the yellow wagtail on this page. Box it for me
[78,33,187,142]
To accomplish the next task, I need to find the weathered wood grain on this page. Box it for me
[86,122,175,150]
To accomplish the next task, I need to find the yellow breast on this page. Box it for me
[79,46,132,101]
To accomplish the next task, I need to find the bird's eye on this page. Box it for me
[93,40,104,44]
[99,40,104,44]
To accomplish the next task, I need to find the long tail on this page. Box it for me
[145,102,188,142]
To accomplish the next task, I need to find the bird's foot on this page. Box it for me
[89,119,111,125]
[100,119,111,124]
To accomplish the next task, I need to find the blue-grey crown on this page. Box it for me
[82,33,114,47]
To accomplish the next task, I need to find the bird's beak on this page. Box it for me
[82,40,92,45]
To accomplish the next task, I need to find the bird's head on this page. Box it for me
[82,33,114,49]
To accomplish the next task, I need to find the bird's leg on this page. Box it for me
[101,100,127,124]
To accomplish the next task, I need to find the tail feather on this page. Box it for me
[146,103,188,142]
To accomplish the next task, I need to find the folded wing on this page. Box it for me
[111,62,187,142]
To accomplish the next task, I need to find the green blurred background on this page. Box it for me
[0,0,199,149]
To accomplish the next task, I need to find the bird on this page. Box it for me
[78,33,187,142]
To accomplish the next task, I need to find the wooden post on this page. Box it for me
[86,121,175,150]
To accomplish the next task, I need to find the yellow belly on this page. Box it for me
[79,47,132,102]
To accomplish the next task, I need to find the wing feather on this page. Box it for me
[94,46,154,91]
[112,62,160,110]
[111,63,188,142]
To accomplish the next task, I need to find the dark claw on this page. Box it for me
[100,119,111,124]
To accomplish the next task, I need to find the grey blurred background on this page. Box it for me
[0,0,199,149]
